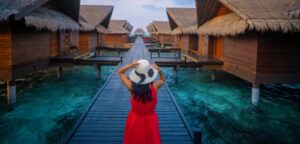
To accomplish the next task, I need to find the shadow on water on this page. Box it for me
[0,66,115,144]
[163,67,300,144]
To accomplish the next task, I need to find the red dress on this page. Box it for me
[124,86,161,144]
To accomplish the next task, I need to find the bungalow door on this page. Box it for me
[49,32,59,57]
[213,37,224,60]
[64,32,71,55]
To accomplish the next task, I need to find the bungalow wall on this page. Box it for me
[181,35,189,50]
[103,34,128,48]
[0,22,13,80]
[256,32,300,83]
[158,34,174,45]
[222,31,258,82]
[173,35,182,48]
[181,34,198,53]
[198,35,210,57]
[221,31,300,84]
[0,21,51,81]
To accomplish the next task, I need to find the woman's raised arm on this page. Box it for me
[118,61,139,90]
[151,64,165,90]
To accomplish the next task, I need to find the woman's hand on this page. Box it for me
[129,60,140,68]
[151,64,161,72]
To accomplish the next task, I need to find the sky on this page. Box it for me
[81,0,195,32]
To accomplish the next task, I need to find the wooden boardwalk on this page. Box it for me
[66,37,193,144]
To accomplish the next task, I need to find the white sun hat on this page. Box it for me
[129,59,158,84]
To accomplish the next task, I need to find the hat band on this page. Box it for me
[135,68,154,84]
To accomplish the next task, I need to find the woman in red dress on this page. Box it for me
[118,59,165,144]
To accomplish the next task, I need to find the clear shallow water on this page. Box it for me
[0,66,115,144]
[163,68,300,144]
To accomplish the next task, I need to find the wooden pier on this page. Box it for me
[65,37,194,144]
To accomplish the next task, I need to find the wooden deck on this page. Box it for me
[65,37,193,144]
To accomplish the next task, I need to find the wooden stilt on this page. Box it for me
[173,65,180,79]
[252,83,260,110]
[96,64,101,78]
[57,66,63,80]
[211,70,216,81]
[7,81,16,111]
[158,51,161,58]
[193,129,202,144]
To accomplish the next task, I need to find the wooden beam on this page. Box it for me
[14,0,48,21]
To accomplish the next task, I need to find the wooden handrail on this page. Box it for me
[73,53,89,60]
[183,55,198,62]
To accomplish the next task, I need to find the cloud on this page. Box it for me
[81,0,195,32]
[142,4,164,11]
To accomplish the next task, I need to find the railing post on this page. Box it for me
[193,129,202,144]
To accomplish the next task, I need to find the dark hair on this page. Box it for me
[131,82,153,103]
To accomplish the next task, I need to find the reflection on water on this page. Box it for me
[163,68,300,144]
[0,66,115,144]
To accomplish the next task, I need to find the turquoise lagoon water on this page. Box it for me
[0,66,115,144]
[163,68,300,144]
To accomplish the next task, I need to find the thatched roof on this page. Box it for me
[0,0,45,21]
[286,0,300,18]
[135,28,145,35]
[80,5,114,32]
[106,20,130,34]
[199,0,300,36]
[24,7,80,31]
[152,21,171,34]
[166,8,197,34]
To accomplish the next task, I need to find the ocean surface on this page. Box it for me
[0,66,115,144]
[163,67,300,144]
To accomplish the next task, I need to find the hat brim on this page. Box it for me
[129,66,158,84]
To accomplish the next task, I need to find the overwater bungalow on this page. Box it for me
[151,21,174,46]
[146,23,159,42]
[103,20,133,48]
[134,28,146,36]
[195,0,300,108]
[166,8,198,52]
[0,0,81,109]
[79,5,114,54]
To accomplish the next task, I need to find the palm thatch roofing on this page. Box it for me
[0,0,81,31]
[198,0,300,36]
[106,20,130,34]
[166,8,197,35]
[152,21,172,34]
[286,0,300,18]
[135,28,145,35]
[24,7,80,31]
[0,0,43,21]
[79,5,114,33]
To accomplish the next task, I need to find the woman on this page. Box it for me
[118,59,165,144]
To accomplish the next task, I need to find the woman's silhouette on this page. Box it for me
[118,59,165,144]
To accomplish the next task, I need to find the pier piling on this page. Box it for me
[96,64,101,78]
[252,84,260,110]
[7,81,16,111]
[193,129,202,144]
[57,66,63,80]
